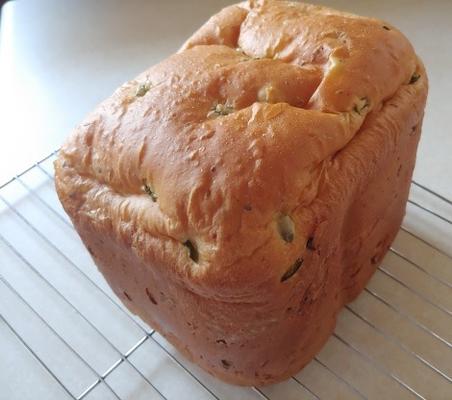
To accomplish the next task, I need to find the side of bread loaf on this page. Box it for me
[55,0,427,385]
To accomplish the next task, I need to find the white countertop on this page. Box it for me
[1,0,451,199]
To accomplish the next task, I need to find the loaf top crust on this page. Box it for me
[55,0,425,297]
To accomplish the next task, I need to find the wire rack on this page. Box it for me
[0,151,451,400]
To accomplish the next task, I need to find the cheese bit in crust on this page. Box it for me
[281,258,304,282]
[183,239,199,263]
[207,102,235,119]
[277,214,295,243]
[409,72,420,84]
[136,82,151,97]
[353,97,370,115]
[142,183,158,202]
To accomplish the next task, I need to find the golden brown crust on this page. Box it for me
[55,0,428,385]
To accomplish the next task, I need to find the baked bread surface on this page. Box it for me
[55,0,428,385]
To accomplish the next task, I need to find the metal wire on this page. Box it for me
[0,153,451,400]
[411,180,452,207]
[0,313,76,400]
[400,226,452,262]
[377,266,452,316]
[344,305,452,382]
[331,333,426,400]
[0,271,122,399]
[389,247,452,289]
[364,287,452,348]
[291,376,321,399]
[0,150,58,191]
[251,387,270,400]
[407,199,452,225]
[311,357,367,400]
[77,336,152,400]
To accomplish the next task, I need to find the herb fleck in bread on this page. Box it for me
[55,0,428,385]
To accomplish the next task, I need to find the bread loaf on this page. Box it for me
[55,0,428,385]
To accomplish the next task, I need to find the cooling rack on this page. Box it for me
[0,151,451,400]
